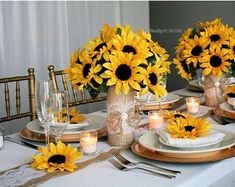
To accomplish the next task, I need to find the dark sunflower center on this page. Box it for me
[94,42,107,52]
[210,55,222,67]
[184,125,195,132]
[191,45,202,56]
[76,58,82,64]
[149,73,158,85]
[181,60,189,73]
[83,64,91,78]
[115,64,132,81]
[122,45,137,54]
[48,154,66,164]
[174,114,186,119]
[210,34,220,42]
[227,93,235,98]
[233,46,235,53]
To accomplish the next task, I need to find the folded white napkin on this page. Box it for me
[157,129,225,146]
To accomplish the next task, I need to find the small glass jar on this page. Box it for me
[79,130,98,154]
[148,111,164,130]
[186,97,200,114]
[0,127,4,150]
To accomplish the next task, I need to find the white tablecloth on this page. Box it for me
[1,89,235,187]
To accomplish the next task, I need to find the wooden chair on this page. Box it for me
[48,65,106,107]
[0,68,37,123]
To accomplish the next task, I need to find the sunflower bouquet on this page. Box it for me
[174,18,235,80]
[65,24,171,99]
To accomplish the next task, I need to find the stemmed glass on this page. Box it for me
[50,91,69,143]
[134,92,150,120]
[35,80,53,147]
[158,74,167,110]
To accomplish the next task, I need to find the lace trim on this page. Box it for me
[0,142,112,187]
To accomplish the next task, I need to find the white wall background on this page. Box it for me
[0,1,149,135]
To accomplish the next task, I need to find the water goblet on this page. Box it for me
[158,74,168,110]
[50,91,69,143]
[35,80,53,147]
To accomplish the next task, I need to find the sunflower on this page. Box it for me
[101,52,145,95]
[173,58,192,80]
[182,35,209,67]
[198,18,222,29]
[200,24,230,46]
[85,37,112,62]
[69,107,86,123]
[65,50,103,90]
[140,63,167,99]
[167,117,211,139]
[200,46,231,77]
[163,110,194,122]
[112,30,152,62]
[32,141,82,172]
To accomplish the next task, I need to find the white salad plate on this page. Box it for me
[26,114,105,135]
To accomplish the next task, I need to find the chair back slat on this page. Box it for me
[4,83,10,117]
[0,68,36,123]
[16,81,21,114]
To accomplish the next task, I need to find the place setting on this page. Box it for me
[131,109,235,163]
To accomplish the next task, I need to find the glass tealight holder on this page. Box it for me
[79,130,98,155]
[186,97,200,114]
[148,111,164,130]
[0,127,4,150]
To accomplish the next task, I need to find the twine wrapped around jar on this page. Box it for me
[106,87,137,146]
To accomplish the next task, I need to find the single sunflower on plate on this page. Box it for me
[32,141,82,172]
[65,50,103,90]
[173,58,192,81]
[167,117,211,139]
[140,63,167,99]
[163,111,194,122]
[101,52,145,95]
[200,46,231,77]
[182,35,209,67]
[69,107,86,123]
[112,30,152,62]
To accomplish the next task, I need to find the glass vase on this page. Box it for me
[106,86,136,146]
[204,74,227,107]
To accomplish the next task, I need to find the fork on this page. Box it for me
[114,153,181,174]
[109,158,176,179]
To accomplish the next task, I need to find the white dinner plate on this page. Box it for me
[138,128,235,156]
[158,137,223,149]
[220,102,235,114]
[39,119,89,130]
[145,93,180,105]
[26,114,106,135]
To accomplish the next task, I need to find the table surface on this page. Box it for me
[1,88,235,187]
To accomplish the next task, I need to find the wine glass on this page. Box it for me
[158,74,168,110]
[50,91,69,143]
[134,92,150,120]
[35,80,53,147]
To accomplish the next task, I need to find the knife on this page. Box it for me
[5,137,39,150]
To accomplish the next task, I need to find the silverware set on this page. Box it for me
[109,153,181,178]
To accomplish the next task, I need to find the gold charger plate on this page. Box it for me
[214,107,235,120]
[143,97,185,111]
[20,126,107,143]
[131,142,235,163]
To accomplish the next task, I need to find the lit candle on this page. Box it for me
[80,131,98,154]
[186,97,200,114]
[148,111,163,130]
